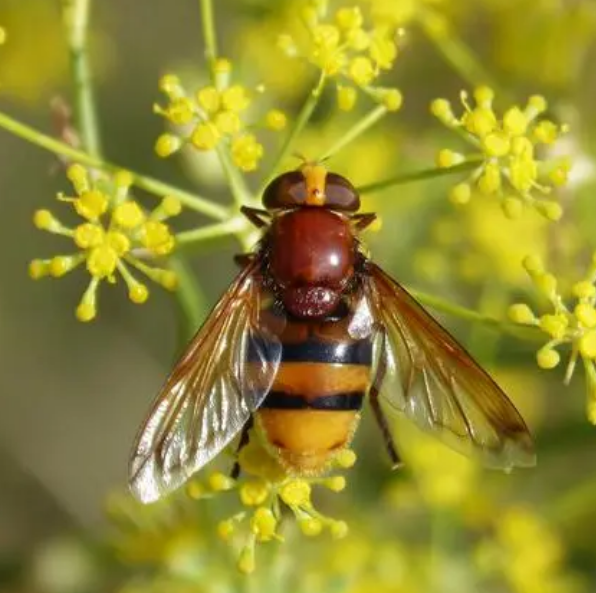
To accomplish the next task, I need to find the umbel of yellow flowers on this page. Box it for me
[29,165,180,321]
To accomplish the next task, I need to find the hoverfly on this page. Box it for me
[129,164,535,503]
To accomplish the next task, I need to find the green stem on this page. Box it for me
[0,110,228,220]
[199,0,218,77]
[260,72,326,191]
[319,105,387,161]
[409,288,542,341]
[176,217,247,246]
[63,0,102,157]
[357,159,482,195]
[419,7,498,89]
[216,143,252,208]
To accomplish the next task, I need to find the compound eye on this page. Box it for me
[262,171,307,209]
[325,173,360,211]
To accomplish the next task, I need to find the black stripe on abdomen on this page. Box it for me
[248,337,372,365]
[261,391,365,411]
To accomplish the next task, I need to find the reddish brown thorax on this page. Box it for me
[262,164,360,319]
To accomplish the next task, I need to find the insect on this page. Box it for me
[129,163,536,503]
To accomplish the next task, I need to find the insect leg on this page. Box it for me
[241,206,270,229]
[234,253,255,268]
[230,417,254,479]
[352,213,377,231]
[370,331,403,469]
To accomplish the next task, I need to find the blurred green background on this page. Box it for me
[1,0,596,591]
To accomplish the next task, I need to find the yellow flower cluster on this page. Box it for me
[508,254,596,422]
[154,62,287,172]
[278,3,402,112]
[475,507,572,593]
[432,87,571,220]
[29,165,180,322]
[185,431,355,574]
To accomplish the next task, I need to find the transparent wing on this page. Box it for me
[129,259,283,503]
[364,262,535,470]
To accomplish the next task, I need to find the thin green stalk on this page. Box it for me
[216,144,253,208]
[319,105,387,161]
[357,159,482,195]
[260,73,326,191]
[419,7,498,90]
[62,0,101,157]
[200,0,218,77]
[0,110,228,220]
[409,288,542,341]
[176,217,246,245]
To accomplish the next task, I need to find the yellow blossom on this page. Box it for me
[432,87,570,219]
[279,2,401,108]
[29,165,180,321]
[154,65,285,171]
[509,253,596,422]
[231,134,264,172]
[203,430,355,573]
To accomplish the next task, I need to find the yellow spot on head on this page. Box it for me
[301,163,327,206]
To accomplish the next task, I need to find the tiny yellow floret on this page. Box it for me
[449,183,471,205]
[536,347,560,370]
[539,313,568,340]
[251,507,278,542]
[572,281,596,299]
[222,85,250,112]
[323,476,346,492]
[66,163,89,193]
[231,134,264,172]
[329,520,349,539]
[381,88,402,112]
[197,86,221,113]
[76,301,96,323]
[335,449,357,468]
[299,517,323,537]
[279,480,312,507]
[113,201,145,229]
[129,283,149,304]
[29,259,49,279]
[191,122,220,150]
[579,331,596,359]
[508,304,537,325]
[155,134,182,158]
[208,472,235,492]
[265,109,287,130]
[240,480,270,507]
[437,149,465,168]
[348,56,375,86]
[160,195,182,217]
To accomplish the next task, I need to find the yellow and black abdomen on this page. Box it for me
[253,314,373,475]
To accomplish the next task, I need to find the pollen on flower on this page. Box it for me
[154,63,285,171]
[432,87,571,219]
[29,165,181,320]
[510,253,596,421]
